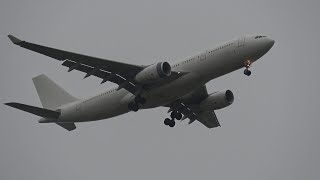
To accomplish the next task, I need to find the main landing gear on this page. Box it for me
[128,95,146,112]
[164,111,182,128]
[244,60,252,76]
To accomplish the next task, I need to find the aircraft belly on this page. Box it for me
[58,54,244,123]
[141,72,203,108]
[199,54,243,80]
[84,89,130,121]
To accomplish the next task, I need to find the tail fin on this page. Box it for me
[32,74,78,110]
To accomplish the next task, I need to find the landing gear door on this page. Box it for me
[238,37,245,47]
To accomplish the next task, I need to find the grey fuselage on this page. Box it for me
[57,35,274,123]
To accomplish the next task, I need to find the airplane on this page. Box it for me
[4,34,274,131]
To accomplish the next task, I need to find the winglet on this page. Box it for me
[8,35,23,45]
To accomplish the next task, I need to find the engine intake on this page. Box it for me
[135,62,171,83]
[200,90,234,111]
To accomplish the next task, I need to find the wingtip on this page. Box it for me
[4,102,18,109]
[8,35,22,45]
[4,102,16,107]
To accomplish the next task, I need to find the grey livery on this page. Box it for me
[5,34,274,131]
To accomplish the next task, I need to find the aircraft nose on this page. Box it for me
[265,38,275,50]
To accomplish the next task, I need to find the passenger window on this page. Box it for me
[255,35,266,39]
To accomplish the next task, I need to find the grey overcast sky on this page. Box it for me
[1,0,320,179]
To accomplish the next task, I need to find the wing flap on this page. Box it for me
[62,60,137,94]
[168,97,221,128]
[170,101,197,121]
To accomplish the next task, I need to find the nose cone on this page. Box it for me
[265,38,275,51]
[251,36,275,61]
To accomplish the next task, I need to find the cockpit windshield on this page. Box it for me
[255,35,267,39]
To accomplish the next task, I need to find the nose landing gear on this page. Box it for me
[244,69,251,76]
[164,111,182,127]
[244,60,252,76]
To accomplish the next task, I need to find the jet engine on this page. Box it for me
[134,62,171,84]
[200,90,234,111]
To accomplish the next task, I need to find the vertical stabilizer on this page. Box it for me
[32,74,78,110]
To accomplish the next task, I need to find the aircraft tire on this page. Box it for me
[168,120,175,127]
[164,118,171,126]
[244,69,251,76]
[171,111,182,120]
[175,113,182,120]
[128,102,139,112]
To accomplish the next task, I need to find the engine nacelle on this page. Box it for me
[134,62,171,83]
[200,90,234,111]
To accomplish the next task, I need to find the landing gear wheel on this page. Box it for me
[128,102,139,112]
[168,120,175,127]
[175,113,182,120]
[244,69,251,76]
[170,111,177,119]
[171,111,182,120]
[164,118,175,127]
[164,118,171,126]
[135,95,146,105]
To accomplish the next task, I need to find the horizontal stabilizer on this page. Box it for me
[5,102,60,119]
[56,123,76,131]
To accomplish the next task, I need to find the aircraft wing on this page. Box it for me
[168,101,220,128]
[195,111,220,128]
[168,86,221,128]
[56,123,76,131]
[8,35,145,94]
[8,35,186,94]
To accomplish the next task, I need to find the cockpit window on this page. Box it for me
[255,35,267,39]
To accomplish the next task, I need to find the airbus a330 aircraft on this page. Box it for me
[5,34,274,131]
